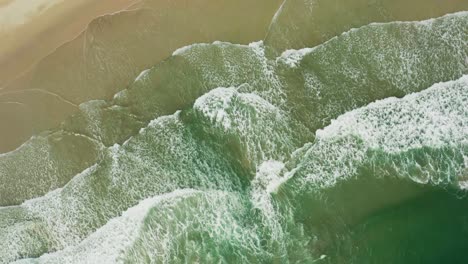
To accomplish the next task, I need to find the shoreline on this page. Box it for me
[0,0,141,87]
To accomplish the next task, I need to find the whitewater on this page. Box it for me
[0,2,467,263]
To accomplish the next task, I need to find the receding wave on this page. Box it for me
[0,7,467,264]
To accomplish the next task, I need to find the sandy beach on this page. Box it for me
[0,0,141,152]
[0,0,282,152]
[1,1,468,262]
[0,0,140,87]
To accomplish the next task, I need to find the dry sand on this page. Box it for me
[0,0,140,87]
[0,0,282,153]
[1,0,465,154]
[0,0,140,152]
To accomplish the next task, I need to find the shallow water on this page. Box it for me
[0,1,467,263]
[0,0,283,152]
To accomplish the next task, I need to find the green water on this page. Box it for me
[0,1,467,263]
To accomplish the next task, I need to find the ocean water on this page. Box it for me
[0,1,468,263]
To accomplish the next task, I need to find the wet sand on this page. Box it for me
[0,0,140,87]
[265,0,468,54]
[0,0,466,154]
[0,0,283,153]
[0,0,140,152]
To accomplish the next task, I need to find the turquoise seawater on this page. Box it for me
[0,1,467,263]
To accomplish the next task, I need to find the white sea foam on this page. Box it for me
[253,160,286,194]
[15,105,241,261]
[0,134,36,157]
[294,75,468,188]
[268,0,286,28]
[2,11,468,262]
[172,43,206,56]
[15,189,199,264]
[278,47,316,67]
[277,11,468,69]
[193,87,237,130]
[192,86,300,167]
[134,69,150,82]
[316,76,468,153]
[172,41,247,56]
[250,160,286,245]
